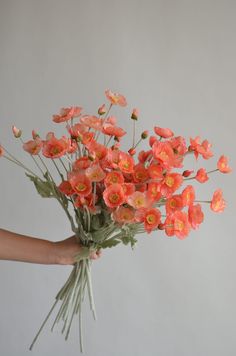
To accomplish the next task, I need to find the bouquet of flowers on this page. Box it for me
[0,90,231,352]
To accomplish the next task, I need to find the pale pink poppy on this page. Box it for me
[23,138,42,155]
[53,106,83,123]
[112,206,135,224]
[86,164,106,182]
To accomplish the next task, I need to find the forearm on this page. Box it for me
[0,228,56,264]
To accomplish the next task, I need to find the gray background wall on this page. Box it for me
[0,1,235,355]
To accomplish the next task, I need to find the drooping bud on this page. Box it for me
[98,104,106,116]
[128,148,136,156]
[131,108,139,120]
[0,145,4,157]
[158,223,165,230]
[32,130,40,139]
[141,130,149,139]
[182,170,194,177]
[12,125,22,138]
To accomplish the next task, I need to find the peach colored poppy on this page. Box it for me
[105,89,127,107]
[12,125,22,138]
[69,173,92,197]
[102,124,126,137]
[182,185,195,206]
[58,181,75,196]
[23,138,42,155]
[104,171,124,186]
[188,204,204,229]
[198,139,213,160]
[105,116,117,125]
[80,115,103,131]
[154,126,174,138]
[132,164,149,183]
[195,168,209,183]
[67,139,77,154]
[170,136,187,155]
[53,106,82,123]
[118,152,134,174]
[210,189,226,212]
[103,183,125,208]
[0,145,4,157]
[217,155,232,173]
[152,141,175,169]
[86,141,107,160]
[42,134,69,159]
[160,173,183,198]
[85,164,106,182]
[112,206,135,224]
[166,195,183,214]
[72,156,91,171]
[67,123,88,139]
[135,208,161,233]
[127,191,149,209]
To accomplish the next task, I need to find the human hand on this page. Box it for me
[53,236,102,265]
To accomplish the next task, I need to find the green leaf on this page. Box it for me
[26,173,54,198]
[121,234,137,248]
[100,239,121,249]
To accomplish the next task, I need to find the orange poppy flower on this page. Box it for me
[105,89,127,107]
[135,208,161,233]
[103,183,125,208]
[154,126,174,138]
[195,168,209,183]
[104,171,124,187]
[147,182,161,202]
[160,173,183,197]
[165,211,191,239]
[132,164,149,183]
[182,185,195,206]
[217,155,232,173]
[152,141,175,169]
[210,189,226,212]
[69,173,92,197]
[53,106,82,123]
[42,133,69,159]
[58,181,75,196]
[118,152,134,174]
[188,204,204,229]
[165,195,183,214]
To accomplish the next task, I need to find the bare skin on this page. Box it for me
[0,229,101,265]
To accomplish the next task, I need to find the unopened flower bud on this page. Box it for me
[158,223,165,230]
[32,130,40,139]
[131,108,139,120]
[88,153,96,161]
[0,145,4,157]
[98,104,106,115]
[141,130,149,139]
[128,148,136,156]
[12,125,22,138]
[182,170,194,177]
